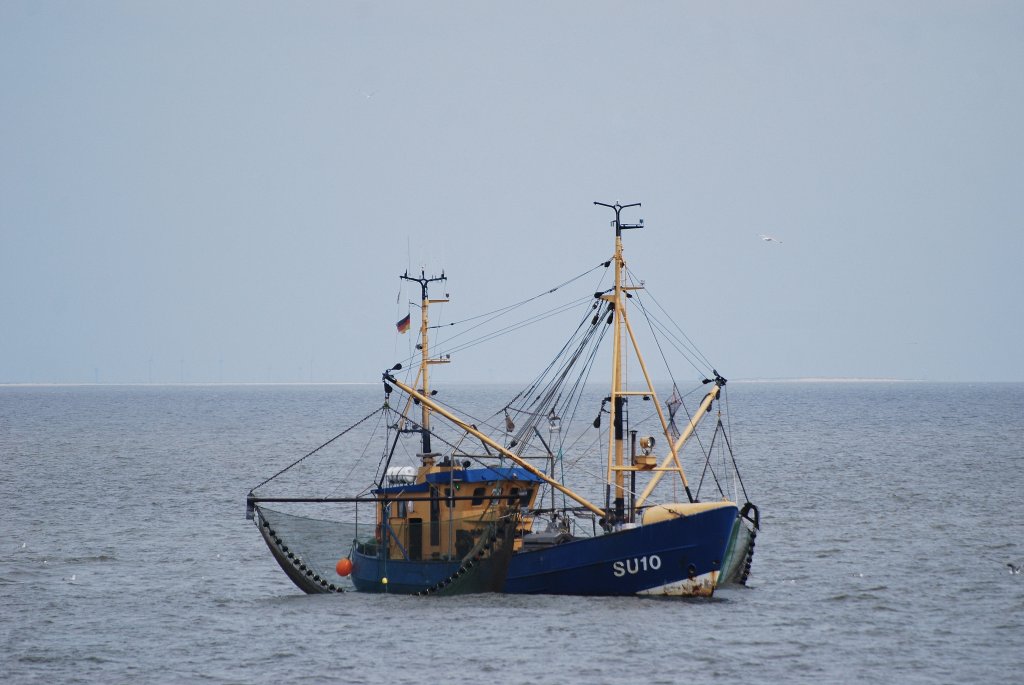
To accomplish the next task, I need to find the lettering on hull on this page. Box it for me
[611,554,662,577]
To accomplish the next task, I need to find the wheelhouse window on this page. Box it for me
[471,487,486,506]
[520,488,533,507]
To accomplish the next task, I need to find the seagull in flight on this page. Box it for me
[759,234,783,244]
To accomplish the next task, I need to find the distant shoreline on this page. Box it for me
[0,382,379,388]
[732,377,923,383]
[3,378,1020,388]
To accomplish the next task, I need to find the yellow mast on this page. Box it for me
[609,230,626,522]
[595,202,640,524]
[400,269,449,463]
[594,202,722,521]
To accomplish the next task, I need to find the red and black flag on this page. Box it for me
[396,314,411,334]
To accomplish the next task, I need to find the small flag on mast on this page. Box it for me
[396,314,411,334]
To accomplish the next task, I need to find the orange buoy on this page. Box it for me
[335,558,353,576]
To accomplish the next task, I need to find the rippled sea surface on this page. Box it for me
[2,382,1023,683]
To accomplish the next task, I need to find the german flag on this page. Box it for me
[396,314,411,334]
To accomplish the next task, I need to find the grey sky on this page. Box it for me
[2,1,1021,384]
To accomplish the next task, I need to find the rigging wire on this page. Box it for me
[428,261,610,331]
[503,307,614,507]
[442,296,594,359]
[719,405,751,503]
[625,272,679,385]
[324,403,388,498]
[693,421,726,498]
[629,295,711,378]
[387,261,611,373]
[250,406,387,492]
[720,386,749,501]
[388,295,594,373]
[506,301,608,450]
[625,266,716,372]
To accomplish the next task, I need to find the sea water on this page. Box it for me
[1,382,1022,683]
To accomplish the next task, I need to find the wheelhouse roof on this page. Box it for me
[373,466,543,495]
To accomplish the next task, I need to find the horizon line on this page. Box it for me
[2,377,1018,389]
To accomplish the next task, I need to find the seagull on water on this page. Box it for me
[1009,563,1022,575]
[759,234,783,244]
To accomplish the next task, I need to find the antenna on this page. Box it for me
[400,269,447,300]
[594,201,643,237]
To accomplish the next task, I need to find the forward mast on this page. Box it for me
[399,269,450,464]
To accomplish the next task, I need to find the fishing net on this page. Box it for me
[255,505,366,591]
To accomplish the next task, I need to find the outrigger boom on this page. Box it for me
[383,371,607,518]
[634,378,723,508]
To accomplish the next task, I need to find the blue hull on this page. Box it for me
[506,505,736,595]
[350,504,737,596]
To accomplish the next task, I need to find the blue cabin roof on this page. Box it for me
[374,466,542,495]
[430,466,543,485]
